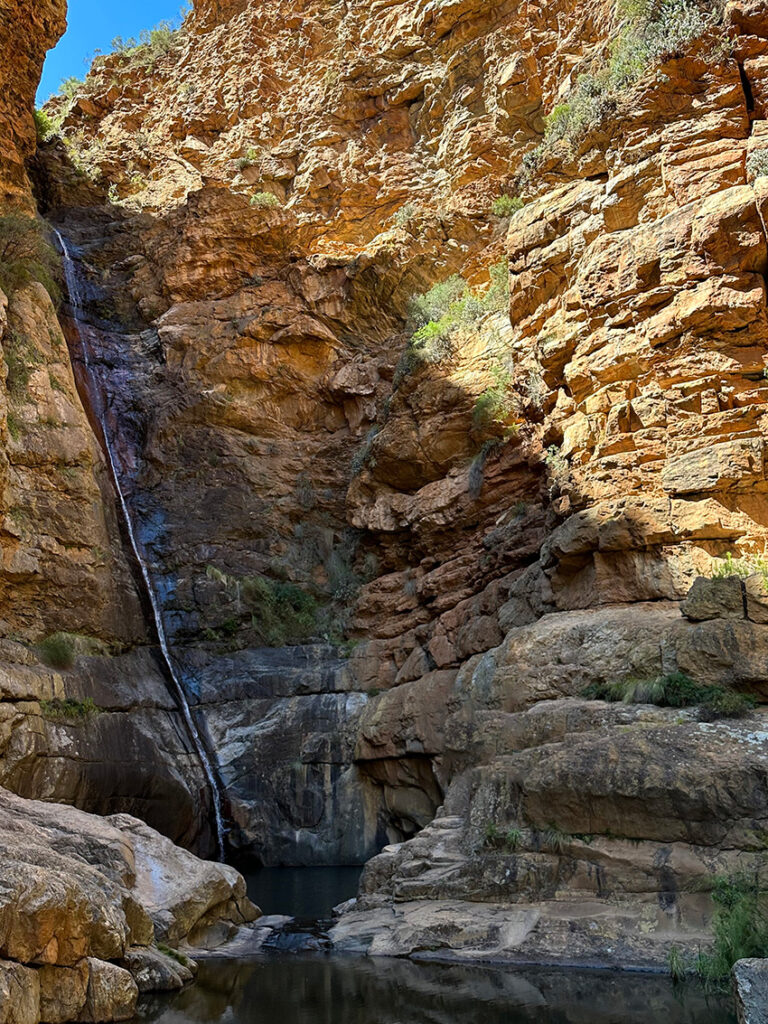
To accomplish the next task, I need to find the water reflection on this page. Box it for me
[135,956,735,1024]
[232,864,363,919]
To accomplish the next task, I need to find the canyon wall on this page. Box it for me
[1,0,768,971]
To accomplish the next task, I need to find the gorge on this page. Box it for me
[2,0,768,1019]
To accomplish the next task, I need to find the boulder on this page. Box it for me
[78,960,137,1023]
[680,576,745,622]
[118,947,195,993]
[733,958,768,1024]
[0,960,39,1024]
[0,788,259,1023]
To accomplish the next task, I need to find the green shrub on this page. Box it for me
[504,827,522,850]
[407,275,467,328]
[667,945,687,983]
[473,365,515,431]
[524,0,725,166]
[524,366,546,410]
[34,109,55,143]
[156,943,191,967]
[583,671,755,718]
[396,261,509,386]
[58,76,83,101]
[544,444,568,478]
[6,411,22,441]
[228,573,318,646]
[392,203,418,228]
[3,329,41,402]
[483,822,522,850]
[36,632,105,670]
[700,688,756,721]
[695,875,768,983]
[711,551,768,581]
[110,21,182,69]
[40,696,98,720]
[492,195,524,217]
[250,191,280,209]
[235,147,260,171]
[0,215,61,304]
[541,825,570,855]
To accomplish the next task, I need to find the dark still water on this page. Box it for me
[135,956,735,1024]
[234,864,363,918]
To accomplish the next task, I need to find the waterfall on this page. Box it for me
[53,229,226,859]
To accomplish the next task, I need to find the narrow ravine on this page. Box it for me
[55,229,226,858]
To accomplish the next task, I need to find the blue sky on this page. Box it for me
[38,0,186,102]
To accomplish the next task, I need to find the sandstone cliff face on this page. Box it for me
[0,0,65,209]
[3,0,768,973]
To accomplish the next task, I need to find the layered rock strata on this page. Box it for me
[1,0,768,976]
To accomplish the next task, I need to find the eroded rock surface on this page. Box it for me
[3,0,768,985]
[0,787,259,1022]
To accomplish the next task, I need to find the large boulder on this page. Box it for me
[0,788,260,1023]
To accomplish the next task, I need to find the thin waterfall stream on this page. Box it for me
[54,229,226,859]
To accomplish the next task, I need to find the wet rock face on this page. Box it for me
[0,643,218,852]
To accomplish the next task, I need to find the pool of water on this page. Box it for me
[135,956,735,1024]
[232,863,363,919]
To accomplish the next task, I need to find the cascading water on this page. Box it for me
[54,229,226,859]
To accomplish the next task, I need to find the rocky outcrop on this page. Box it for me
[0,786,259,1023]
[330,590,768,967]
[0,0,767,982]
[0,0,65,208]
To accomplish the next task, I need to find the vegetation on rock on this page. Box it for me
[670,875,768,984]
[39,696,99,720]
[36,632,108,670]
[0,215,60,303]
[583,671,756,718]
[249,191,281,209]
[395,261,509,386]
[522,0,726,174]
[491,195,524,217]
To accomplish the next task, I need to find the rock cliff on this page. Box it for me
[1,0,768,990]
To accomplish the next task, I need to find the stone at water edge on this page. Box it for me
[733,959,768,1024]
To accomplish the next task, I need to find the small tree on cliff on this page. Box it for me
[0,215,60,303]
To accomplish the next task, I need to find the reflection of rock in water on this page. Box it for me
[140,957,735,1024]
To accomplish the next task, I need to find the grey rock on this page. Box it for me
[733,958,768,1024]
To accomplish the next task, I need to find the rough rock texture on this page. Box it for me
[0,3,226,856]
[0,786,259,1022]
[0,0,65,209]
[330,599,768,966]
[2,0,768,977]
[733,958,768,1024]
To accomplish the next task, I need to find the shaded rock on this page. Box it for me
[681,577,745,622]
[733,958,768,1024]
[745,575,768,624]
[118,947,195,993]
